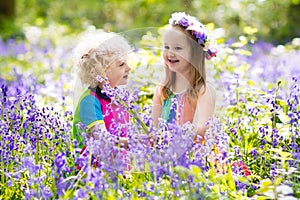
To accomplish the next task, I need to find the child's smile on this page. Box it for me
[162,29,191,73]
[168,58,179,63]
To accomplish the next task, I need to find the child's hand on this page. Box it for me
[146,134,156,147]
[119,137,129,149]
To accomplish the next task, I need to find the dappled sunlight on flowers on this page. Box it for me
[0,26,299,199]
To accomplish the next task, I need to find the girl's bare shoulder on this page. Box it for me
[198,82,216,101]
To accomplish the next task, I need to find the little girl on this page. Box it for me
[72,31,132,150]
[152,12,218,138]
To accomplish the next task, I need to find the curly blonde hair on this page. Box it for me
[75,31,131,88]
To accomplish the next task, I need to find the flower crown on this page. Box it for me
[169,12,218,60]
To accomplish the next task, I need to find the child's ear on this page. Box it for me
[104,66,112,76]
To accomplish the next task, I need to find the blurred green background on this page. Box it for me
[0,0,299,44]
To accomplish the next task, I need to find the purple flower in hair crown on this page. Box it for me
[179,17,189,27]
[169,12,218,60]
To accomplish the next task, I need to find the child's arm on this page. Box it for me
[193,83,216,137]
[152,86,163,127]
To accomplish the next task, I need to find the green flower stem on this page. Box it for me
[119,100,149,134]
[272,80,282,130]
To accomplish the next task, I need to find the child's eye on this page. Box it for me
[164,46,170,50]
[120,63,125,67]
[175,47,182,50]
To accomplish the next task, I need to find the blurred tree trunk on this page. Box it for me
[0,0,15,19]
[182,0,192,10]
[287,3,300,39]
[0,0,19,40]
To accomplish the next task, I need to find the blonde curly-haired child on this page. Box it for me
[73,30,132,150]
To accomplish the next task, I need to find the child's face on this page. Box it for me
[105,56,131,87]
[162,29,191,74]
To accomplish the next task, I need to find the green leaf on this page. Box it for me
[256,196,270,200]
[63,189,75,199]
[237,176,250,184]
[255,178,273,194]
[208,168,216,180]
[247,79,256,86]
[274,177,282,187]
[243,26,258,35]
[277,110,290,124]
[236,49,252,56]
[227,164,236,192]
[261,179,272,188]
[270,148,292,158]
[231,40,247,48]
[190,165,202,176]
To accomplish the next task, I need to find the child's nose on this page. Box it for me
[167,51,175,57]
[126,64,131,71]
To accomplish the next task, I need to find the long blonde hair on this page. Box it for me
[161,24,207,107]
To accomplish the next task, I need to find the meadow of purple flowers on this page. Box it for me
[0,29,299,199]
